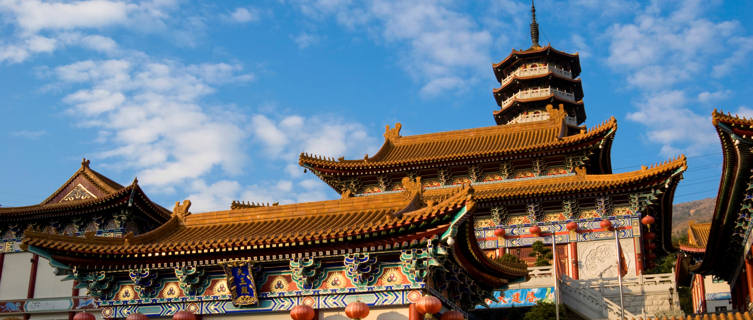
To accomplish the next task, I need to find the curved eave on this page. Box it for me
[695,113,753,280]
[492,74,584,100]
[452,216,527,287]
[493,45,581,82]
[22,187,473,263]
[300,118,614,177]
[0,183,171,224]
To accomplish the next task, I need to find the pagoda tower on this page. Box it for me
[492,1,585,130]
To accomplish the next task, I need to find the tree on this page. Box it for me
[529,240,553,266]
[645,253,676,274]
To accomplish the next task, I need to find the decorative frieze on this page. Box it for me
[595,196,613,217]
[527,201,543,222]
[400,249,431,284]
[562,199,580,220]
[73,270,115,300]
[491,206,509,225]
[289,257,324,290]
[174,266,210,296]
[343,253,379,286]
[499,162,511,180]
[128,268,160,299]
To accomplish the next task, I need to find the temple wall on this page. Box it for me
[0,252,32,300]
[34,258,71,298]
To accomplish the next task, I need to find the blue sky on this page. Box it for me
[1,0,751,212]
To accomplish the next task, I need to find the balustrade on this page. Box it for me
[500,64,573,86]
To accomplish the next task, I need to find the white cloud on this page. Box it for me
[228,7,258,23]
[10,130,46,139]
[626,90,715,156]
[291,0,494,97]
[0,0,130,33]
[54,57,253,187]
[605,0,753,156]
[292,32,319,49]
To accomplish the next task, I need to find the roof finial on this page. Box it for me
[530,0,540,48]
[81,157,90,169]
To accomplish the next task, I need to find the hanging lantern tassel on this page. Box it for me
[416,295,442,320]
[641,215,655,231]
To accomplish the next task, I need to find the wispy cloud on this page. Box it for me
[292,32,319,49]
[10,130,46,139]
[227,7,259,23]
[291,0,496,97]
[605,0,753,156]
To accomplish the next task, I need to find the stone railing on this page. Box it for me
[500,64,573,86]
[0,296,96,315]
[501,87,577,108]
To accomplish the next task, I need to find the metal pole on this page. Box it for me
[615,226,625,320]
[552,231,560,320]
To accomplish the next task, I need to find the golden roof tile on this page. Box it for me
[300,105,616,171]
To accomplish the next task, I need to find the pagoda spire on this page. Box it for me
[530,0,540,48]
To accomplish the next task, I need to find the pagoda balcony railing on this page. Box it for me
[501,87,576,108]
[507,112,579,126]
[501,64,573,86]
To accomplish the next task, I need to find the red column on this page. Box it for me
[69,280,80,320]
[25,254,39,320]
[408,303,421,320]
[746,258,753,305]
[568,242,578,279]
[0,253,5,283]
[634,237,643,275]
[697,274,707,313]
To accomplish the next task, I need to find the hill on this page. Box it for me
[671,197,716,237]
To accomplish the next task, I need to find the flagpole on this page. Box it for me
[614,225,625,320]
[552,230,559,320]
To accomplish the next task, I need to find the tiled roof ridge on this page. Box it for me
[712,108,753,126]
[492,44,578,69]
[300,109,616,169]
[40,158,124,205]
[0,181,135,214]
[21,185,475,255]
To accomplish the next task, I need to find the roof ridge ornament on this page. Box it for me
[81,157,91,169]
[530,0,540,49]
[384,123,402,141]
[172,200,192,221]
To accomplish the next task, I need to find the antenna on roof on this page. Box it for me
[530,0,540,48]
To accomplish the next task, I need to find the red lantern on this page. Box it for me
[416,295,442,315]
[648,253,657,260]
[566,221,578,231]
[600,219,613,230]
[529,225,541,235]
[646,232,656,240]
[126,313,148,320]
[345,301,369,320]
[494,228,506,237]
[73,313,95,320]
[290,305,315,320]
[641,215,655,226]
[648,243,657,250]
[173,311,195,320]
[440,310,464,320]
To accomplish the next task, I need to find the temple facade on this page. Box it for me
[14,3,691,320]
[0,160,170,320]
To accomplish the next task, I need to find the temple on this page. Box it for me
[0,159,170,320]
[14,3,692,320]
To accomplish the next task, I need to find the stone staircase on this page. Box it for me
[517,266,680,320]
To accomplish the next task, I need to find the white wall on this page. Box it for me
[0,252,32,300]
[34,258,72,299]
[577,238,636,280]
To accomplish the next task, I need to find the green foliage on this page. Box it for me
[523,301,574,320]
[529,240,553,266]
[645,253,676,274]
[495,253,525,266]
[672,232,689,246]
[677,286,692,315]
